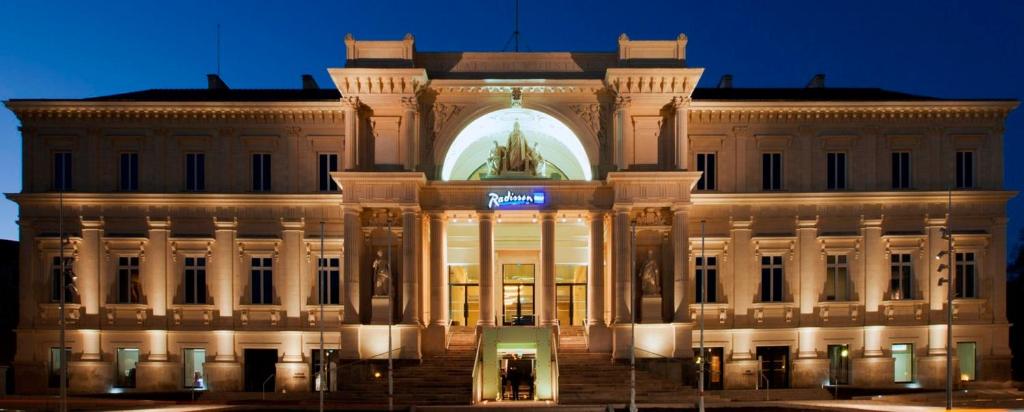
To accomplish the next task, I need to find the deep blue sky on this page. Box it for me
[1,0,1022,259]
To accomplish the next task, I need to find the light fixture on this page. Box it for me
[940,227,950,240]
[937,264,949,272]
[936,250,949,260]
[841,349,849,358]
[532,215,537,223]
[576,215,583,223]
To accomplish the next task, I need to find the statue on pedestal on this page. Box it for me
[484,120,544,177]
[372,249,391,297]
[638,250,661,296]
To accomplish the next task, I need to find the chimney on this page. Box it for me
[717,74,733,89]
[207,74,229,90]
[805,73,825,89]
[301,74,319,90]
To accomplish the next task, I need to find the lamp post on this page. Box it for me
[387,218,394,412]
[318,222,325,412]
[698,220,706,412]
[629,222,637,412]
[58,188,67,412]
[936,188,954,410]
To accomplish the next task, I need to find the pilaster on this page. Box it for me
[212,218,237,319]
[400,207,420,324]
[539,212,556,327]
[478,212,496,327]
[281,218,305,320]
[342,207,362,324]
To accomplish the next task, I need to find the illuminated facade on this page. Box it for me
[4,33,1017,399]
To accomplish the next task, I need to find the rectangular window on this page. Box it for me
[695,152,716,190]
[184,257,207,304]
[826,152,847,190]
[889,253,914,300]
[891,151,912,189]
[251,257,274,305]
[318,153,340,192]
[956,151,975,189]
[955,252,977,298]
[760,255,784,302]
[48,347,71,388]
[957,342,976,382]
[183,348,207,389]
[762,153,783,191]
[311,349,336,391]
[53,152,72,191]
[115,348,139,388]
[251,153,272,192]
[828,344,850,385]
[185,153,206,192]
[119,152,139,192]
[825,254,850,301]
[318,257,341,305]
[117,256,141,304]
[695,256,717,303]
[50,256,74,303]
[892,343,914,383]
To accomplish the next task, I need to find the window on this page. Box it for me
[957,342,976,382]
[695,256,717,303]
[826,152,847,190]
[824,254,850,301]
[956,151,975,189]
[185,153,205,192]
[891,151,911,189]
[119,152,139,192]
[251,153,272,192]
[311,349,336,391]
[889,253,914,300]
[695,152,716,190]
[48,347,71,388]
[828,344,850,385]
[318,257,341,305]
[115,348,139,388]
[955,252,977,298]
[318,153,339,192]
[184,257,207,304]
[117,256,141,304]
[53,152,72,191]
[50,256,75,303]
[760,256,784,302]
[183,348,207,389]
[762,153,782,191]
[892,343,914,383]
[251,257,274,304]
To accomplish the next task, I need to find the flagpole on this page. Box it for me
[319,221,325,412]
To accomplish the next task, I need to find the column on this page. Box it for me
[79,218,103,316]
[586,212,606,327]
[342,97,359,170]
[613,208,632,323]
[671,206,690,321]
[400,97,418,171]
[731,219,754,321]
[797,218,818,316]
[861,218,884,315]
[673,96,691,170]
[147,218,170,318]
[213,218,237,319]
[540,212,556,326]
[428,213,448,327]
[612,96,631,170]
[401,208,420,324]
[342,207,362,324]
[281,219,305,320]
[478,212,496,327]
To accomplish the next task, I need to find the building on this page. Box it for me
[3,33,1017,401]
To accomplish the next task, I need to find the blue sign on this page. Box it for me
[487,190,545,209]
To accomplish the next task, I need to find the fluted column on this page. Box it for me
[342,206,362,323]
[428,213,449,327]
[478,212,496,326]
[671,207,690,321]
[587,212,606,327]
[400,97,418,171]
[539,212,557,326]
[401,208,420,324]
[613,208,632,323]
[673,96,691,170]
[342,97,359,170]
[612,96,631,170]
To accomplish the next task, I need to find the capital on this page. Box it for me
[614,95,632,111]
[341,96,360,110]
[401,96,419,112]
[671,95,691,110]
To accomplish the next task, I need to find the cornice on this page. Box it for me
[692,190,1017,205]
[5,192,343,207]
[5,101,346,123]
[327,68,428,97]
[604,68,704,97]
[428,79,605,96]
[689,100,1018,123]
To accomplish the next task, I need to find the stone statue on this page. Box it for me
[639,250,661,296]
[483,120,544,177]
[487,141,506,176]
[372,249,391,296]
[506,121,529,171]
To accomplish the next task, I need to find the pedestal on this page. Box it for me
[641,296,663,324]
[371,296,392,325]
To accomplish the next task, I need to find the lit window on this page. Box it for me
[955,252,977,298]
[115,348,139,388]
[311,349,336,391]
[319,153,339,192]
[695,256,717,303]
[53,152,72,191]
[892,343,914,383]
[957,342,976,382]
[183,348,206,389]
[762,153,782,191]
[889,253,914,300]
[251,257,273,305]
[825,254,850,301]
[891,152,911,189]
[184,257,207,304]
[318,257,341,305]
[760,256,784,302]
[48,347,70,388]
[828,344,850,385]
[117,256,141,304]
[251,153,272,192]
[955,151,975,189]
[119,152,139,192]
[696,153,716,190]
[826,152,847,190]
[185,153,205,192]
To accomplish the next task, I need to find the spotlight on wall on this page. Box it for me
[940,227,950,240]
[937,264,949,272]
[936,250,948,260]
[532,216,538,223]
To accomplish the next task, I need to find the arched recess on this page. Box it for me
[438,106,596,181]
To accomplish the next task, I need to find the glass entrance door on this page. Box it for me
[503,264,535,325]
[555,284,586,326]
[756,346,790,389]
[449,265,480,326]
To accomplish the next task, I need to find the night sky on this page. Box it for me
[1,0,1022,260]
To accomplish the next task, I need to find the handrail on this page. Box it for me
[633,346,671,359]
[444,318,456,350]
[261,373,275,400]
[551,331,559,403]
[334,347,404,371]
[758,370,771,401]
[470,333,484,403]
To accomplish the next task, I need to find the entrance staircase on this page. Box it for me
[333,326,477,406]
[557,326,702,405]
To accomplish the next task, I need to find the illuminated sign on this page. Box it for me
[487,190,545,209]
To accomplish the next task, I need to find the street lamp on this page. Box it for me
[935,189,954,410]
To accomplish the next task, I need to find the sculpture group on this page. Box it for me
[486,120,545,177]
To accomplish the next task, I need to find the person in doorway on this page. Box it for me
[508,363,521,400]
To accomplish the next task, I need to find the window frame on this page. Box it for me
[892,343,915,383]
[891,151,912,190]
[250,256,274,305]
[827,344,851,385]
[955,150,975,189]
[50,256,75,303]
[317,257,342,305]
[759,255,785,302]
[183,348,207,389]
[114,347,140,388]
[889,253,914,300]
[251,153,272,192]
[695,255,718,303]
[119,151,139,192]
[183,256,208,305]
[695,152,717,191]
[824,254,850,301]
[826,151,847,190]
[53,151,72,191]
[762,152,783,191]
[117,256,141,304]
[955,251,977,299]
[318,152,340,192]
[48,347,71,388]
[185,152,206,192]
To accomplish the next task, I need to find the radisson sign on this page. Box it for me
[487,190,546,209]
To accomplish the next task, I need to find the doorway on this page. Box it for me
[502,264,535,325]
[244,349,278,392]
[555,284,586,326]
[694,347,724,390]
[756,346,789,389]
[500,350,536,400]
